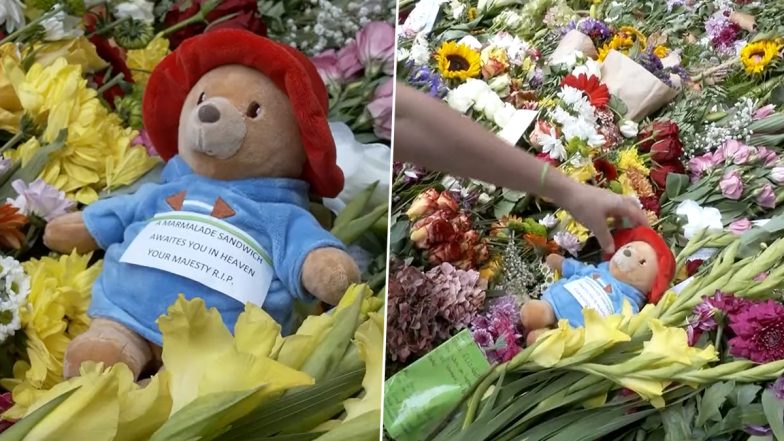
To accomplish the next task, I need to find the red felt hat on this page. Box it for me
[142,28,343,198]
[604,226,676,304]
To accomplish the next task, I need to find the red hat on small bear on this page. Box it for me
[142,28,344,198]
[604,226,675,304]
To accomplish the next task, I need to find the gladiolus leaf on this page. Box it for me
[762,388,784,441]
[0,388,76,441]
[313,409,380,441]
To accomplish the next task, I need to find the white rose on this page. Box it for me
[619,120,639,138]
[571,58,601,78]
[458,35,482,50]
[475,90,503,116]
[450,0,466,19]
[493,104,516,127]
[488,73,511,96]
[446,89,475,113]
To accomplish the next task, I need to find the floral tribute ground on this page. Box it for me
[0,0,394,439]
[387,0,784,439]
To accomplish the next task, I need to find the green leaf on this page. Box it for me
[0,130,67,199]
[219,369,364,440]
[730,384,762,408]
[150,387,265,441]
[99,162,164,199]
[333,181,379,229]
[696,381,735,426]
[661,403,694,441]
[771,84,784,106]
[609,95,628,115]
[494,199,516,219]
[761,389,784,441]
[665,173,690,200]
[313,410,380,441]
[0,388,78,441]
[331,203,388,245]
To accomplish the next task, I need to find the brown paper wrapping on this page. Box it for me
[549,30,598,64]
[600,50,679,121]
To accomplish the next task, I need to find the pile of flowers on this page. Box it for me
[0,0,392,438]
[387,0,784,439]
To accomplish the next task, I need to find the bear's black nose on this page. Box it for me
[623,249,631,257]
[198,104,221,123]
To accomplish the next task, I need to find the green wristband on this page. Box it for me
[539,163,549,194]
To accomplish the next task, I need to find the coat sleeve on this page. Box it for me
[273,208,345,300]
[82,185,156,249]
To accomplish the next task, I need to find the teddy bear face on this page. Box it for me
[608,241,658,295]
[177,64,307,181]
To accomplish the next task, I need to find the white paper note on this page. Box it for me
[563,276,614,317]
[120,211,273,307]
[498,109,538,145]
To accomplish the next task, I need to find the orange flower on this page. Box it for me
[524,233,559,254]
[0,203,27,250]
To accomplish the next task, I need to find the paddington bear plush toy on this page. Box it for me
[43,29,361,379]
[521,227,675,345]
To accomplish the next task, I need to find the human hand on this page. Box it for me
[561,183,649,255]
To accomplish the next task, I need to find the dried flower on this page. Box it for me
[387,264,486,363]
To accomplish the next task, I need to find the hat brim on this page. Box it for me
[142,29,343,197]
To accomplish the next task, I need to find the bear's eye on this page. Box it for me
[246,101,262,118]
[197,92,206,104]
[639,259,646,265]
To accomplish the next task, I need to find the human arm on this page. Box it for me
[393,83,648,254]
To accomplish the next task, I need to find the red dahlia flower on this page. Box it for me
[729,300,784,363]
[561,73,610,108]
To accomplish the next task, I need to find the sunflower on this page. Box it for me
[435,41,481,81]
[740,40,781,75]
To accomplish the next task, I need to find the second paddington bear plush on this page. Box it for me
[521,227,675,345]
[43,29,361,379]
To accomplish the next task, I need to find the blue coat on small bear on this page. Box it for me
[520,227,676,346]
[43,29,361,381]
[83,155,344,345]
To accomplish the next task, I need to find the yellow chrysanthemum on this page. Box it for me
[563,162,597,183]
[435,41,481,81]
[3,57,159,203]
[0,252,102,415]
[0,43,23,132]
[653,45,670,59]
[740,40,781,75]
[617,173,638,196]
[616,148,649,174]
[598,27,647,61]
[555,210,590,243]
[126,35,171,88]
[623,168,654,196]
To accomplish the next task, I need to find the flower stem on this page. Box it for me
[160,0,222,37]
[691,59,738,83]
[96,72,125,96]
[714,324,723,353]
[86,17,130,38]
[0,132,25,155]
[0,6,63,45]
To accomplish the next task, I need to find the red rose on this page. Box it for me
[651,137,684,163]
[650,161,686,188]
[536,152,561,167]
[163,0,268,49]
[593,158,618,182]
[83,8,133,105]
[638,120,680,152]
[639,196,661,215]
[686,259,704,276]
